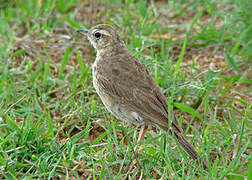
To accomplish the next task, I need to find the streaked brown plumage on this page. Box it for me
[77,24,198,160]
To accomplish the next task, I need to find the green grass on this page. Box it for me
[0,0,251,179]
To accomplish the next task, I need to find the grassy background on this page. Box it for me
[0,0,251,179]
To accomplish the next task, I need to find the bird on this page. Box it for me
[77,24,199,161]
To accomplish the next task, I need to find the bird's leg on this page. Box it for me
[134,124,148,152]
[124,124,148,173]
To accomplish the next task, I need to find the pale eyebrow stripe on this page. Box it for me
[92,29,112,36]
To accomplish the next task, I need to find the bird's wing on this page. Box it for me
[97,54,176,129]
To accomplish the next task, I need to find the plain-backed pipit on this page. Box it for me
[77,24,199,163]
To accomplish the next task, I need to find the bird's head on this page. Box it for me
[77,24,126,53]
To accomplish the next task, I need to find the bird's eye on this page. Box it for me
[94,32,101,39]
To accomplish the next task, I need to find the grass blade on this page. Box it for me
[174,103,203,120]
[59,46,70,79]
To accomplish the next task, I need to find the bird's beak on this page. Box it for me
[76,29,88,35]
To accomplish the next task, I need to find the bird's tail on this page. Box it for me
[172,130,198,160]
[160,113,199,160]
